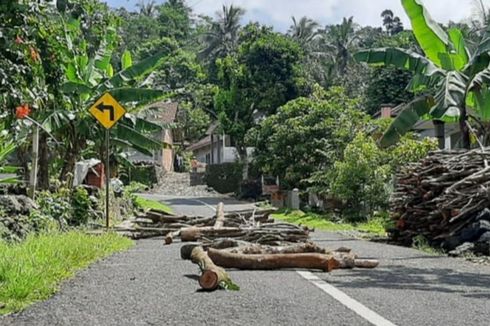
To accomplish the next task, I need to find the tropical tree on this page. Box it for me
[322,17,359,76]
[381,9,404,36]
[137,0,158,17]
[43,10,173,181]
[201,5,245,60]
[355,0,490,149]
[215,28,303,179]
[288,16,320,46]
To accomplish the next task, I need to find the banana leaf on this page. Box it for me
[379,95,435,148]
[429,71,467,118]
[402,0,450,69]
[354,48,443,77]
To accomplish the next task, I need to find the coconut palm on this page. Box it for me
[323,17,359,76]
[136,0,158,17]
[288,16,320,46]
[200,5,246,59]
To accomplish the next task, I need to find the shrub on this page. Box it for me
[70,187,92,226]
[205,163,243,194]
[327,133,392,221]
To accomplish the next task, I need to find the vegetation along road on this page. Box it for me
[2,196,489,326]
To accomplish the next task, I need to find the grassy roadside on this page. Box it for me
[134,196,173,214]
[272,210,387,236]
[0,231,133,315]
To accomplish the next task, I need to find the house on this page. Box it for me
[376,104,462,149]
[126,101,181,172]
[188,122,253,165]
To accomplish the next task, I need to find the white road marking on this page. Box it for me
[297,271,398,326]
[190,199,217,212]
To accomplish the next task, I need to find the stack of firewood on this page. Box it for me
[114,205,308,244]
[390,148,490,248]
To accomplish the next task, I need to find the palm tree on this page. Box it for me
[136,0,158,17]
[201,5,246,59]
[323,16,359,76]
[288,16,320,46]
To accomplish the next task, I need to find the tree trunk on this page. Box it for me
[214,202,225,229]
[190,246,232,291]
[459,107,471,149]
[38,131,49,190]
[237,146,248,181]
[60,148,77,184]
[207,248,341,272]
[28,126,39,199]
[433,120,445,150]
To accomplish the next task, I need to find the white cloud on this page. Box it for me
[109,0,490,31]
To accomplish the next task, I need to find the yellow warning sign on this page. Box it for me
[89,93,126,129]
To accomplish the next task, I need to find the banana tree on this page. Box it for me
[355,0,490,149]
[43,16,174,180]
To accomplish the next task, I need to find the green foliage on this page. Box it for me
[326,133,392,221]
[272,209,387,236]
[133,196,173,214]
[70,186,91,226]
[364,66,414,115]
[205,163,243,194]
[0,231,133,314]
[249,86,368,189]
[317,128,437,221]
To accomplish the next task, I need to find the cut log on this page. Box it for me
[226,242,327,255]
[354,259,379,268]
[207,248,340,272]
[190,246,232,291]
[214,202,225,229]
[164,230,181,245]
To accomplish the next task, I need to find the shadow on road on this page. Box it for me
[324,264,490,297]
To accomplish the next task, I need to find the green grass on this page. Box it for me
[272,210,387,236]
[0,231,133,315]
[134,196,173,214]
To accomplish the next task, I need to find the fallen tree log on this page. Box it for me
[189,246,234,291]
[214,202,225,229]
[207,248,340,272]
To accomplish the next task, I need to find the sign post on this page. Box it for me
[89,93,127,229]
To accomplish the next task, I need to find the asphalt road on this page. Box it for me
[2,196,490,326]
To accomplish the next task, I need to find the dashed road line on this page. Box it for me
[297,271,398,326]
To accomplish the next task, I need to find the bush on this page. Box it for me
[205,163,243,194]
[327,133,392,221]
[248,86,369,189]
[311,130,437,222]
[70,187,92,226]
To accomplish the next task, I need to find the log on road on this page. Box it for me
[189,246,235,291]
[207,248,341,272]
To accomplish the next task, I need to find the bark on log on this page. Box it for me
[214,202,225,229]
[207,248,340,272]
[190,246,232,291]
[164,230,180,245]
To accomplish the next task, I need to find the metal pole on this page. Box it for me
[106,129,110,229]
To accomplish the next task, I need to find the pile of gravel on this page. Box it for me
[151,172,223,197]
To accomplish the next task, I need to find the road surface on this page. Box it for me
[2,195,490,326]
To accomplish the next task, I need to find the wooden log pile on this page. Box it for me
[115,202,380,291]
[114,206,284,241]
[390,149,490,251]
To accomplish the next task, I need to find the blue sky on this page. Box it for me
[105,0,488,32]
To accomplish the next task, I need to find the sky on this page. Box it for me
[106,0,489,32]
